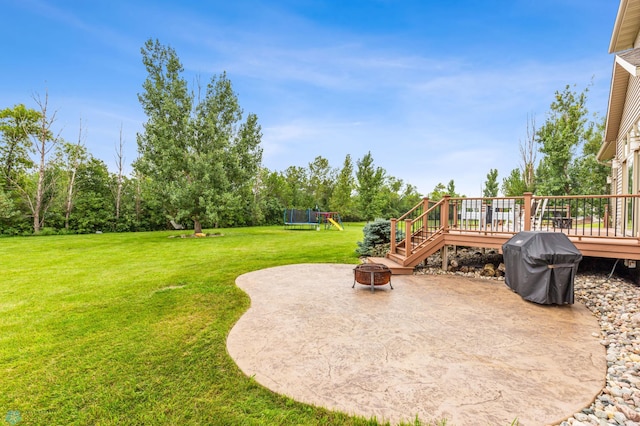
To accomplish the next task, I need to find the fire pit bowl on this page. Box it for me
[353,263,393,292]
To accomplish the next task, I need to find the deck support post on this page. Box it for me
[442,245,449,270]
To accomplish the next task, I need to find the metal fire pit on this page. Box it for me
[352,263,393,292]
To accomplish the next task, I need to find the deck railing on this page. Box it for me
[390,192,640,260]
[391,197,445,255]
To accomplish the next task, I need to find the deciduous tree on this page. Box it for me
[329,154,355,218]
[57,121,88,229]
[502,168,527,196]
[136,39,263,233]
[536,85,589,195]
[356,152,385,221]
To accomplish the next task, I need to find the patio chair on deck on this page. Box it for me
[531,199,548,231]
[491,199,518,231]
[460,199,484,229]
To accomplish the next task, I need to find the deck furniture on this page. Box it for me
[460,199,484,229]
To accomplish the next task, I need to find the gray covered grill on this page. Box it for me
[502,232,582,305]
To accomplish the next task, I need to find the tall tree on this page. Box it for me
[519,114,537,193]
[57,120,88,230]
[114,124,126,222]
[258,168,288,224]
[32,92,60,233]
[69,157,112,233]
[483,169,499,197]
[329,154,355,218]
[356,151,385,221]
[307,155,335,210]
[283,165,312,208]
[136,39,262,233]
[536,85,589,195]
[5,93,61,233]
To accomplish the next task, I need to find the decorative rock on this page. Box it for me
[574,412,590,422]
[615,412,628,423]
[482,263,495,276]
[617,403,640,421]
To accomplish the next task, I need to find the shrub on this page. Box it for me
[356,219,392,256]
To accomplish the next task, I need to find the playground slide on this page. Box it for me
[327,217,343,231]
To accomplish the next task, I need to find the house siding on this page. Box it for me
[619,75,640,139]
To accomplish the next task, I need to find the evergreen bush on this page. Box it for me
[356,219,392,256]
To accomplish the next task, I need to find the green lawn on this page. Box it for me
[1,224,439,425]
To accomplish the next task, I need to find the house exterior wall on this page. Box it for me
[619,76,640,139]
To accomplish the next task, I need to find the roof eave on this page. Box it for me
[610,0,640,53]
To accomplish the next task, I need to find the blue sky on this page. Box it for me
[1,0,618,197]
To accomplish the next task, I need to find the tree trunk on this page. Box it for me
[33,160,44,233]
[194,218,202,234]
[115,125,124,221]
[32,91,57,234]
[64,168,77,229]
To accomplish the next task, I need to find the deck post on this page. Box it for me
[422,197,429,235]
[523,192,532,231]
[441,195,451,232]
[390,218,397,254]
[442,244,449,270]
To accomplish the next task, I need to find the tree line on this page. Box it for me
[0,40,609,236]
[0,40,421,235]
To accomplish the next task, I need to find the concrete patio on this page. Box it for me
[226,263,606,425]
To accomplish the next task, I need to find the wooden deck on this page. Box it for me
[384,193,640,274]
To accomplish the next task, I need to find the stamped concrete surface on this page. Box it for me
[226,264,606,426]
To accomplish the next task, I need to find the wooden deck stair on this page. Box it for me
[365,229,447,275]
[365,256,414,275]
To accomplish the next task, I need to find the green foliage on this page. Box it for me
[429,179,462,200]
[570,117,608,195]
[68,158,114,233]
[483,169,499,197]
[136,39,263,233]
[356,219,392,256]
[356,152,385,221]
[0,186,22,231]
[308,155,336,210]
[329,154,356,219]
[536,84,589,195]
[380,176,422,219]
[0,103,40,185]
[283,165,314,209]
[502,168,527,196]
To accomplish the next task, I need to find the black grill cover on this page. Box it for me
[502,232,582,305]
